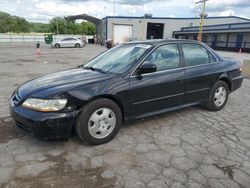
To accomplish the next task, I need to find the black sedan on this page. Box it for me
[10,39,243,145]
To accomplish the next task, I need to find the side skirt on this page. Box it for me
[125,102,200,122]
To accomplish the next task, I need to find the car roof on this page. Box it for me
[124,38,200,46]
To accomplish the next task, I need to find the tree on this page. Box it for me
[30,23,50,33]
[0,11,30,33]
[49,17,96,35]
[0,11,97,35]
[78,21,96,35]
[65,21,78,34]
[49,17,66,34]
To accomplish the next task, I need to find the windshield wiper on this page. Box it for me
[84,66,96,71]
[83,66,106,74]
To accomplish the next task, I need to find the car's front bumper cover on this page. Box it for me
[10,103,78,140]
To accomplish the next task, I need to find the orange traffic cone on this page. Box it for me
[36,48,41,56]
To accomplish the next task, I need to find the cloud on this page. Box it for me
[192,0,250,15]
[0,0,249,23]
[34,1,108,18]
[61,0,172,5]
[120,5,137,14]
[219,9,234,16]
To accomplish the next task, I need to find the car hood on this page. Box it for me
[18,68,113,98]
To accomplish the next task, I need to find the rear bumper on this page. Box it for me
[231,75,244,92]
[10,104,78,140]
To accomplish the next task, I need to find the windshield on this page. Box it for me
[84,44,152,74]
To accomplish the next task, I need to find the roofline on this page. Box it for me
[181,21,250,30]
[173,27,250,34]
[123,38,200,45]
[102,15,250,21]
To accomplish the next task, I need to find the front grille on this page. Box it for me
[15,121,31,133]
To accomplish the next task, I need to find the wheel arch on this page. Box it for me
[75,43,80,47]
[78,94,125,121]
[218,74,232,92]
[55,43,60,47]
[71,94,125,134]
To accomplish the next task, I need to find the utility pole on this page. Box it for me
[113,0,116,17]
[64,18,67,34]
[112,0,116,44]
[56,18,59,35]
[64,17,70,34]
[195,0,209,42]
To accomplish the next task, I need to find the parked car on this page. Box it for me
[51,37,85,48]
[10,39,243,145]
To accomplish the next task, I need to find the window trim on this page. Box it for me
[130,43,181,77]
[180,43,218,68]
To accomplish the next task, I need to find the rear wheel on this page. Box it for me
[55,43,60,48]
[204,81,229,111]
[75,98,122,145]
[75,43,80,48]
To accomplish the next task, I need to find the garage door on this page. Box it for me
[113,25,132,44]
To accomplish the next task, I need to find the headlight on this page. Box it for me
[22,98,67,112]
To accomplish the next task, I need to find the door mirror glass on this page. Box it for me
[138,63,157,74]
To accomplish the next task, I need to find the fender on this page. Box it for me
[218,73,232,91]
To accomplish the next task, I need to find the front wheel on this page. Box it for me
[75,43,80,48]
[55,43,60,48]
[204,81,229,111]
[75,98,122,145]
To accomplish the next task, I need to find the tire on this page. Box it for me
[204,80,229,111]
[55,43,60,48]
[75,43,80,48]
[75,98,122,145]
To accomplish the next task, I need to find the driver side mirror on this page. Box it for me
[137,63,157,75]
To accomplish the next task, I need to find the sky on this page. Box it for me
[0,0,250,22]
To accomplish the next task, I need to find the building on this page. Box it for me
[68,14,250,52]
[173,22,250,52]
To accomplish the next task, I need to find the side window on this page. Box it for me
[143,44,180,72]
[182,44,210,67]
[208,51,217,63]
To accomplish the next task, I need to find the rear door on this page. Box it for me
[129,43,185,117]
[180,43,221,103]
[61,38,69,47]
[68,38,77,47]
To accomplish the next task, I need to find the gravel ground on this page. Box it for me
[0,43,250,188]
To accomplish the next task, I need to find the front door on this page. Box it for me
[129,43,185,117]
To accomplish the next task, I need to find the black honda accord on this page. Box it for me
[10,39,243,145]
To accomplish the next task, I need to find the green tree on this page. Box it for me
[0,11,96,34]
[65,21,78,34]
[30,23,50,33]
[49,17,66,34]
[78,21,96,35]
[0,11,30,33]
[49,17,96,35]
